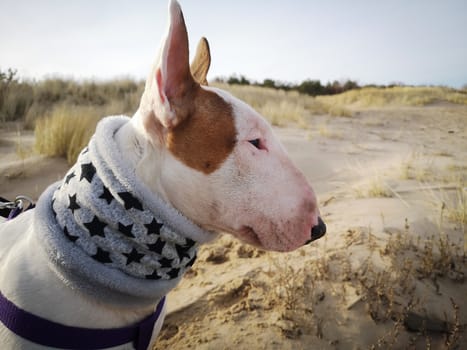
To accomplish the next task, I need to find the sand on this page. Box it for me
[1,104,466,349]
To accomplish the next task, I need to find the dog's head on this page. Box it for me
[134,0,325,252]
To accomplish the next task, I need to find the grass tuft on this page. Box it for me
[355,176,393,198]
[35,105,102,164]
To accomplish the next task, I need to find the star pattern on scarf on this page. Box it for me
[123,248,145,265]
[68,194,80,213]
[118,192,143,211]
[83,216,107,237]
[147,238,166,255]
[118,222,135,238]
[144,218,163,235]
[63,226,78,242]
[92,247,112,263]
[184,238,196,248]
[175,244,192,261]
[167,268,180,279]
[80,163,96,183]
[99,186,114,204]
[187,255,197,267]
[145,271,161,280]
[159,257,174,268]
[65,171,76,184]
[52,128,202,282]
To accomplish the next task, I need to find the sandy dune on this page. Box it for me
[1,104,466,349]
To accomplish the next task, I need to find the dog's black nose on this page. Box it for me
[306,217,326,244]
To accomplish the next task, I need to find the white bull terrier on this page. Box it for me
[0,1,326,349]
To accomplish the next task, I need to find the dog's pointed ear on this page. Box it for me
[157,0,193,104]
[190,37,211,86]
[141,0,196,132]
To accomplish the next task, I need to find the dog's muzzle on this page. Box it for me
[306,217,326,244]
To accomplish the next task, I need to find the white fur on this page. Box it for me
[0,0,320,348]
[0,210,165,350]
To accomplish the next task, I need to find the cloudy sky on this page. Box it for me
[1,0,466,87]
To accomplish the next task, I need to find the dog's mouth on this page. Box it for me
[236,225,304,252]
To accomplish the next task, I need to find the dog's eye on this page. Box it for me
[248,139,261,149]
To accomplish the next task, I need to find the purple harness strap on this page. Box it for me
[0,290,165,350]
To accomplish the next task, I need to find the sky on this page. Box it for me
[1,0,466,88]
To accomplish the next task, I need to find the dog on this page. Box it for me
[0,1,326,349]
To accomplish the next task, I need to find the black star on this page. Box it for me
[92,247,112,263]
[145,271,161,280]
[187,255,197,267]
[175,244,191,261]
[144,218,163,235]
[184,238,196,248]
[147,238,165,254]
[84,216,107,237]
[99,186,114,204]
[159,257,173,268]
[63,226,78,242]
[167,268,180,279]
[68,194,81,213]
[123,248,145,265]
[118,222,135,238]
[118,192,143,211]
[80,163,96,183]
[65,171,75,184]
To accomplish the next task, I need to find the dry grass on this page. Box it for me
[32,82,328,164]
[14,129,33,161]
[32,81,141,164]
[1,75,143,127]
[318,124,342,139]
[264,220,466,348]
[213,83,310,127]
[423,174,467,253]
[317,86,467,108]
[27,82,466,170]
[399,151,435,182]
[213,83,352,127]
[441,185,467,253]
[353,172,394,198]
[444,187,467,226]
[35,105,102,164]
[366,177,393,198]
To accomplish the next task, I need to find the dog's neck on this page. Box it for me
[114,110,169,202]
[39,116,217,307]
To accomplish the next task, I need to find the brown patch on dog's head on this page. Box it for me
[166,86,237,174]
[140,1,236,174]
